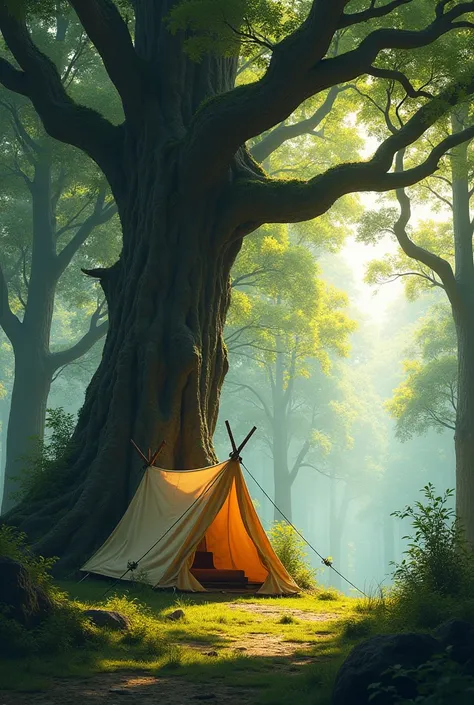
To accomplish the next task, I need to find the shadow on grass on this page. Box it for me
[0,626,356,705]
[0,577,372,703]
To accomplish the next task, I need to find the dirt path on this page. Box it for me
[0,673,256,705]
[227,603,340,623]
[0,605,341,704]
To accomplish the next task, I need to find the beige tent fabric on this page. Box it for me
[82,459,299,595]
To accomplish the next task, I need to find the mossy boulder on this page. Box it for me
[0,555,53,626]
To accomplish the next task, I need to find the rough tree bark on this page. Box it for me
[1,0,474,567]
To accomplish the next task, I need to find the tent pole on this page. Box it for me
[130,439,149,465]
[131,439,165,469]
[149,440,166,466]
[225,420,238,456]
[236,426,257,456]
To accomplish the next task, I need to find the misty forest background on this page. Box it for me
[0,3,467,593]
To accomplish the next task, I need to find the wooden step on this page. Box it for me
[191,568,248,585]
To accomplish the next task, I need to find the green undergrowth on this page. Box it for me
[0,576,369,704]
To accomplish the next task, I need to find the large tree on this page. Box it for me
[2,0,474,567]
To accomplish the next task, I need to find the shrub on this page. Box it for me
[104,595,166,655]
[342,616,374,640]
[14,407,76,501]
[317,588,340,601]
[0,525,56,594]
[0,526,94,658]
[391,485,474,601]
[388,485,474,629]
[268,521,318,590]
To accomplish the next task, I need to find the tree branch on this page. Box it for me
[392,150,459,308]
[0,259,21,343]
[48,304,108,371]
[0,3,123,189]
[290,439,310,484]
[339,0,413,28]
[186,1,474,184]
[367,65,433,99]
[226,381,274,422]
[250,85,342,163]
[231,82,474,228]
[67,0,146,116]
[55,186,117,274]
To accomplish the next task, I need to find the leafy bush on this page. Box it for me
[388,485,474,629]
[268,521,318,590]
[104,595,166,655]
[0,526,93,658]
[391,485,474,601]
[0,525,56,592]
[15,407,76,500]
[342,616,374,640]
[368,653,474,704]
[317,588,340,601]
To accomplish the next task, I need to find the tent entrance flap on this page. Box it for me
[81,459,300,595]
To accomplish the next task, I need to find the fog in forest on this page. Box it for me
[0,205,455,594]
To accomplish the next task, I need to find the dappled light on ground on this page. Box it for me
[0,581,357,705]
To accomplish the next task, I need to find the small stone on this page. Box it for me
[205,650,219,657]
[84,609,130,631]
[235,646,247,651]
[109,687,128,694]
[167,609,185,621]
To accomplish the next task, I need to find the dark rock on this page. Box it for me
[84,609,130,631]
[0,556,53,626]
[435,619,474,667]
[205,650,219,657]
[332,632,440,705]
[167,609,185,621]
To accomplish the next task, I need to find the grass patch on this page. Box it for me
[0,576,361,704]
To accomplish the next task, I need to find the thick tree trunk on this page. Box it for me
[8,158,242,567]
[5,13,256,569]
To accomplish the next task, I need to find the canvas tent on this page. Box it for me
[82,458,300,595]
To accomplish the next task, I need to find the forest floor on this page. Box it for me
[0,580,378,705]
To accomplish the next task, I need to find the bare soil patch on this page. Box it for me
[0,673,256,705]
[228,603,340,623]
